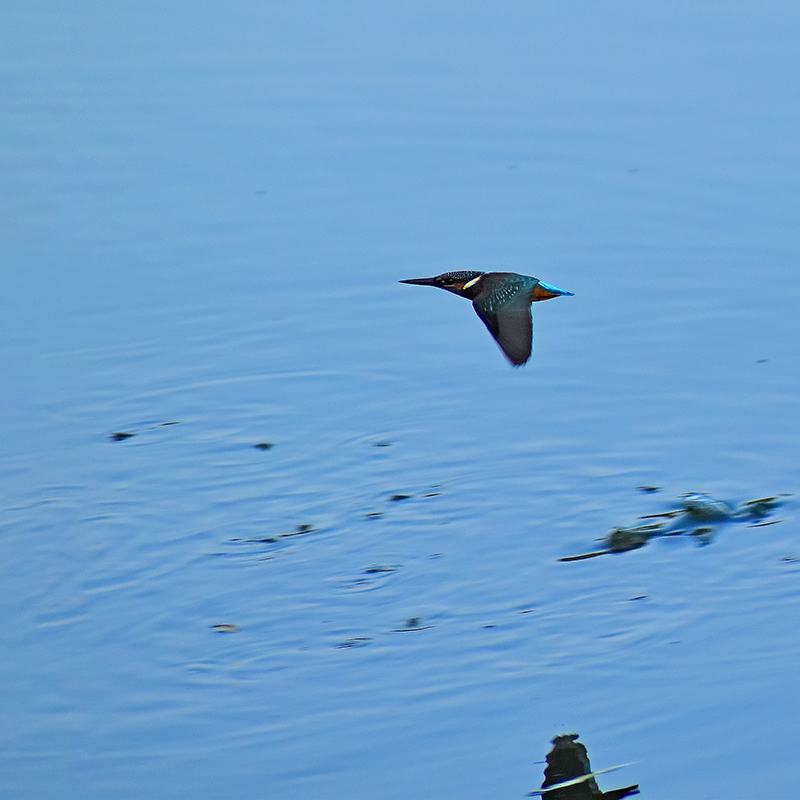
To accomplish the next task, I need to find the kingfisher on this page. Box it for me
[400,271,573,366]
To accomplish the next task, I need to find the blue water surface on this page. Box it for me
[2,2,800,798]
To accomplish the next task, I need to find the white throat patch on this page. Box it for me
[463,276,482,289]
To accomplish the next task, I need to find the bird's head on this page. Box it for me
[399,271,484,298]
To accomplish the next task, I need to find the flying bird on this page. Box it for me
[400,271,573,366]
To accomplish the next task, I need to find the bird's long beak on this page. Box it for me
[532,281,574,301]
[399,276,440,286]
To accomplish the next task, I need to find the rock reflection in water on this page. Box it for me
[530,734,639,799]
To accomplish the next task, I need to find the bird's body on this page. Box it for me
[400,271,573,366]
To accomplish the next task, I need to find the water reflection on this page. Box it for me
[530,734,639,799]
[561,492,789,561]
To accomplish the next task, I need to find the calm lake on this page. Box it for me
[2,3,800,798]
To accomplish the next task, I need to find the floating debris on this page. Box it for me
[230,523,317,544]
[344,565,401,591]
[560,525,659,562]
[210,623,240,633]
[688,525,716,543]
[392,616,433,632]
[561,492,790,562]
[529,733,639,798]
[739,495,787,519]
[337,636,372,649]
[608,524,663,551]
[680,493,735,522]
[110,422,180,441]
[388,494,412,502]
[229,534,278,543]
[281,523,315,537]
[253,442,274,451]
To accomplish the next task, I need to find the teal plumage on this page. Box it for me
[400,271,573,366]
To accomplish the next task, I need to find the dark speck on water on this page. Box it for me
[293,523,315,534]
[388,494,412,502]
[241,524,316,541]
[337,637,371,649]
[272,524,317,539]
[229,535,278,544]
[210,623,241,633]
[110,423,180,441]
[393,617,433,632]
[253,442,274,451]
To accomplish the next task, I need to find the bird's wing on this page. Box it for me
[472,280,533,366]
